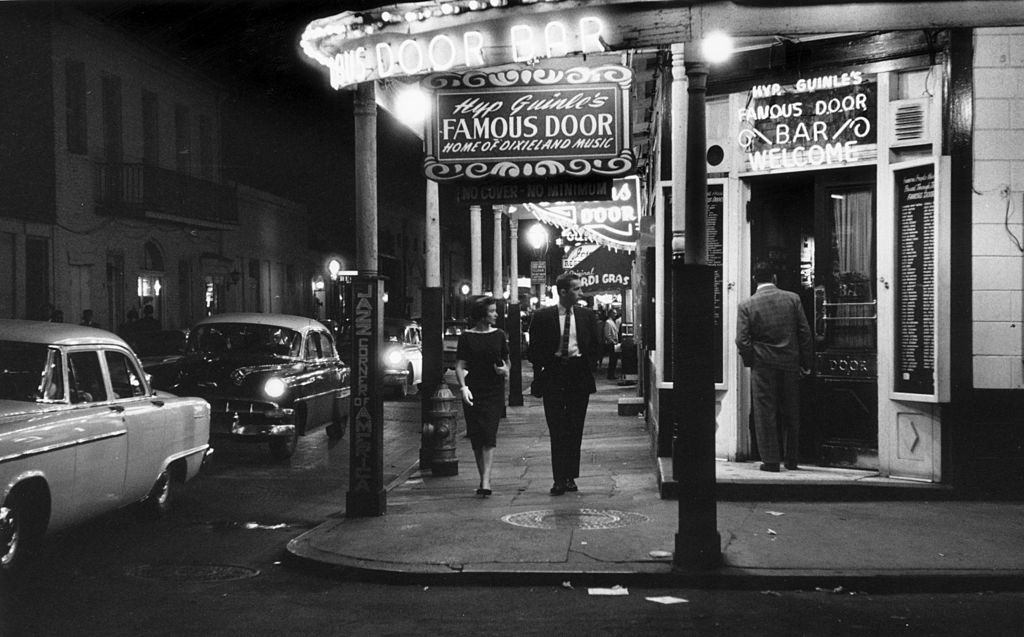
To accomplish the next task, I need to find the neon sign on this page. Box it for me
[737,71,878,174]
[303,14,609,90]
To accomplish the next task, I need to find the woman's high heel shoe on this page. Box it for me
[475,488,492,497]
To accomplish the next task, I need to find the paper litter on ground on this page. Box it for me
[645,596,689,605]
[588,585,629,596]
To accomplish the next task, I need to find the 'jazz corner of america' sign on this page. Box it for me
[422,65,634,181]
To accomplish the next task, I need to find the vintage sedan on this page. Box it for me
[382,318,423,398]
[0,320,211,575]
[147,313,349,460]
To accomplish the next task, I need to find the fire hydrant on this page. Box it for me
[422,383,459,476]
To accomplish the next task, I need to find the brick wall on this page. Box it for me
[972,28,1024,389]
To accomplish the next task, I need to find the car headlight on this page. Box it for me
[263,377,287,399]
[384,349,405,367]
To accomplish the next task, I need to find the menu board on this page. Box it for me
[707,184,725,384]
[894,164,935,395]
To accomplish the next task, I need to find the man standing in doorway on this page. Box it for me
[529,273,602,495]
[736,261,813,472]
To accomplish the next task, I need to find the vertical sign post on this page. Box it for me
[347,276,386,517]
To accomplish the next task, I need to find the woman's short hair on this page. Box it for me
[468,295,496,322]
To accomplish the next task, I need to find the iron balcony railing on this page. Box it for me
[94,162,238,225]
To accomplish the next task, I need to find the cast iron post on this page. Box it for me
[672,48,721,569]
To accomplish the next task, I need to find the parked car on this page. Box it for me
[0,319,211,576]
[442,319,465,371]
[146,313,349,460]
[382,318,423,398]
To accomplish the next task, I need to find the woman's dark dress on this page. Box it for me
[456,329,509,449]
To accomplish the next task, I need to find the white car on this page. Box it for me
[0,320,211,576]
[382,319,423,398]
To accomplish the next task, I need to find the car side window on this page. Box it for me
[304,332,323,361]
[40,348,65,401]
[105,350,147,399]
[318,331,337,359]
[68,351,108,403]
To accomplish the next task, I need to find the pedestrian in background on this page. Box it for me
[736,261,813,472]
[603,308,621,380]
[455,296,510,498]
[136,304,161,331]
[528,272,602,495]
[79,309,100,328]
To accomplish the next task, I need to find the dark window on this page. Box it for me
[105,350,146,398]
[69,351,107,403]
[102,75,122,164]
[25,237,49,321]
[198,114,213,179]
[142,90,159,166]
[175,104,191,174]
[65,60,87,154]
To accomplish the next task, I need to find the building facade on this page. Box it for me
[639,28,1024,488]
[0,7,320,331]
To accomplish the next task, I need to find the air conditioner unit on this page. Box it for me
[888,97,933,148]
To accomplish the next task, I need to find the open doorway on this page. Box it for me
[747,167,878,469]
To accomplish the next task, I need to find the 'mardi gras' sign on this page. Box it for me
[424,65,634,181]
[737,71,877,174]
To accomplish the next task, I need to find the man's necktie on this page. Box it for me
[559,307,572,357]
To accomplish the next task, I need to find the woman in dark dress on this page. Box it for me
[455,296,510,497]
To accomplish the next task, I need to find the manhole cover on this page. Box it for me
[501,509,649,530]
[125,564,260,582]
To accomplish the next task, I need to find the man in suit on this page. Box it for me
[529,272,603,495]
[736,261,813,472]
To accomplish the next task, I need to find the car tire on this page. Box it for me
[1,491,45,577]
[139,467,179,519]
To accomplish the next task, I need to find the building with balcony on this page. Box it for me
[0,6,318,330]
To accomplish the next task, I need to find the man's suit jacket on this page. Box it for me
[529,304,602,393]
[736,284,813,372]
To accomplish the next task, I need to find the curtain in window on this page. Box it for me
[830,189,874,349]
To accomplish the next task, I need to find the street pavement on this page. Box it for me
[286,373,1024,592]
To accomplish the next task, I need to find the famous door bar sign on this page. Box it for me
[738,71,877,175]
[423,65,634,181]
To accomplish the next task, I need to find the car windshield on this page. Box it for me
[383,323,406,342]
[0,341,62,402]
[188,324,302,358]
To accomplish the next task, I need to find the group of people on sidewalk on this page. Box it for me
[453,258,813,497]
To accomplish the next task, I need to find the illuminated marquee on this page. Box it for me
[737,71,878,174]
[302,9,611,90]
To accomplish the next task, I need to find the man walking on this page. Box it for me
[529,273,602,495]
[736,261,813,472]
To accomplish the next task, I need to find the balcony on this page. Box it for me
[95,162,238,226]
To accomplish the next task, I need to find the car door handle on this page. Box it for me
[108,404,125,413]
[151,400,165,407]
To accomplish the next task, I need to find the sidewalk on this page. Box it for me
[285,376,1024,591]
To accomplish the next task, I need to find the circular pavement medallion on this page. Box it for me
[500,508,650,530]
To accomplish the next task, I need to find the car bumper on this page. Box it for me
[208,399,296,441]
[382,368,410,387]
